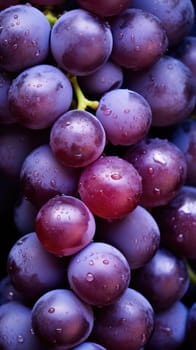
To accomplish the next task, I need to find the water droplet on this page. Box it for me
[100,104,112,116]
[89,260,94,265]
[148,167,154,174]
[177,233,184,242]
[103,259,109,265]
[86,272,94,282]
[48,307,55,313]
[153,187,161,195]
[17,335,24,343]
[111,173,122,180]
[55,328,63,334]
[153,151,166,165]
[17,239,24,245]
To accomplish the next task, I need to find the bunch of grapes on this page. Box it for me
[1,0,196,349]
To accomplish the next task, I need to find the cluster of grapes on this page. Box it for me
[1,0,196,349]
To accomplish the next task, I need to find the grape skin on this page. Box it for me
[50,9,113,76]
[76,0,130,17]
[31,289,94,349]
[67,241,131,306]
[78,155,142,220]
[8,64,73,129]
[35,194,96,257]
[0,4,51,73]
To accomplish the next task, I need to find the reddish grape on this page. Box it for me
[78,155,142,220]
[50,109,106,168]
[35,195,96,257]
[76,0,130,17]
[67,241,131,306]
[124,137,187,208]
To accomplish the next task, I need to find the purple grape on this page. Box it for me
[0,4,51,72]
[124,137,187,208]
[68,241,130,306]
[130,0,195,47]
[77,60,123,100]
[132,248,190,311]
[76,0,130,17]
[96,205,160,269]
[72,342,107,350]
[187,302,196,349]
[31,288,94,349]
[153,185,196,259]
[91,287,154,350]
[8,64,73,129]
[146,301,188,350]
[78,155,142,220]
[95,88,152,146]
[7,232,67,301]
[0,301,45,349]
[170,118,196,186]
[0,276,25,305]
[50,9,113,76]
[13,195,38,235]
[50,109,106,168]
[0,71,16,124]
[173,36,196,82]
[110,8,168,70]
[125,55,196,127]
[35,194,96,257]
[20,144,80,209]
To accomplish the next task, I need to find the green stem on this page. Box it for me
[186,260,196,286]
[69,75,99,111]
[45,7,58,26]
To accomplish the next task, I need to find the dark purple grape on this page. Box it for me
[0,1,20,10]
[0,4,51,72]
[187,302,196,349]
[68,241,130,306]
[124,137,187,208]
[125,55,196,127]
[146,301,188,350]
[20,144,80,209]
[173,36,196,82]
[31,288,94,348]
[132,248,190,311]
[35,194,96,257]
[8,64,73,129]
[7,232,67,301]
[110,8,168,70]
[170,118,196,186]
[153,185,196,259]
[50,109,106,168]
[77,60,123,100]
[0,71,16,124]
[50,9,113,76]
[13,195,38,235]
[76,0,130,17]
[91,287,154,350]
[96,205,160,269]
[72,342,107,350]
[0,276,25,305]
[0,301,45,349]
[0,124,49,182]
[78,155,142,220]
[95,88,152,146]
[130,0,195,47]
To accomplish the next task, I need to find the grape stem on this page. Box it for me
[68,74,99,111]
[186,260,196,286]
[44,7,58,26]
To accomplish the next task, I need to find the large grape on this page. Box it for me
[125,55,196,127]
[78,155,142,220]
[96,205,160,269]
[50,109,106,168]
[35,194,96,257]
[110,8,168,70]
[8,64,73,129]
[124,137,187,208]
[67,241,130,306]
[96,88,152,146]
[50,9,113,76]
[0,4,51,72]
[91,287,154,350]
[31,288,94,349]
[76,0,130,17]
